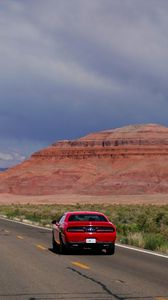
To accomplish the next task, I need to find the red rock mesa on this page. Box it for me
[0,124,168,195]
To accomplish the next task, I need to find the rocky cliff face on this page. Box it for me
[32,123,168,159]
[1,124,168,195]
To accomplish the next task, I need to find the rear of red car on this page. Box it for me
[53,212,116,254]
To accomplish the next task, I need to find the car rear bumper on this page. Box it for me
[65,241,115,250]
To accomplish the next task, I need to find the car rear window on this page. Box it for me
[68,214,108,222]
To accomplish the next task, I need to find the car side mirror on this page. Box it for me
[51,220,57,224]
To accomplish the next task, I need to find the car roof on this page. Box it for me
[61,211,111,223]
[64,211,107,219]
[65,211,105,215]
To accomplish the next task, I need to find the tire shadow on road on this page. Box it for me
[48,247,109,256]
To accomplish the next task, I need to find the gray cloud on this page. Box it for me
[0,0,168,166]
[0,152,13,161]
[0,150,25,168]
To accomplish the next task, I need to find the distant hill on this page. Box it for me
[0,123,168,196]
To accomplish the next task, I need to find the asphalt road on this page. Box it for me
[0,218,168,300]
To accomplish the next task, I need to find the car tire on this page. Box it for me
[106,244,115,255]
[59,235,67,254]
[52,232,58,252]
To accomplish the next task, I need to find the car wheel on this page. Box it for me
[59,235,67,254]
[106,244,115,255]
[52,232,58,252]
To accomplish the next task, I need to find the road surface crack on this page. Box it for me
[68,267,123,299]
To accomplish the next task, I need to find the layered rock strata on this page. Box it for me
[33,124,168,160]
[1,124,168,195]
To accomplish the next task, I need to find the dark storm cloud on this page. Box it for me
[1,0,168,165]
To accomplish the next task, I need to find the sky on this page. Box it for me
[1,0,168,167]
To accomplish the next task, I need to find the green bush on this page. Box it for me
[144,233,166,251]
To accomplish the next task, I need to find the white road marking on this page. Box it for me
[116,243,168,259]
[0,216,51,231]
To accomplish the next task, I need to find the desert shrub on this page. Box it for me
[144,233,166,251]
[126,232,145,248]
[157,243,168,254]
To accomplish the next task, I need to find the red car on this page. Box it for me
[52,211,116,254]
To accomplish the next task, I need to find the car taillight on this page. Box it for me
[67,226,115,232]
[96,227,115,232]
[67,227,84,232]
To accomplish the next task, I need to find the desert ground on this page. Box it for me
[0,193,168,205]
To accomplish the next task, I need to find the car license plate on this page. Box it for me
[86,238,96,243]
